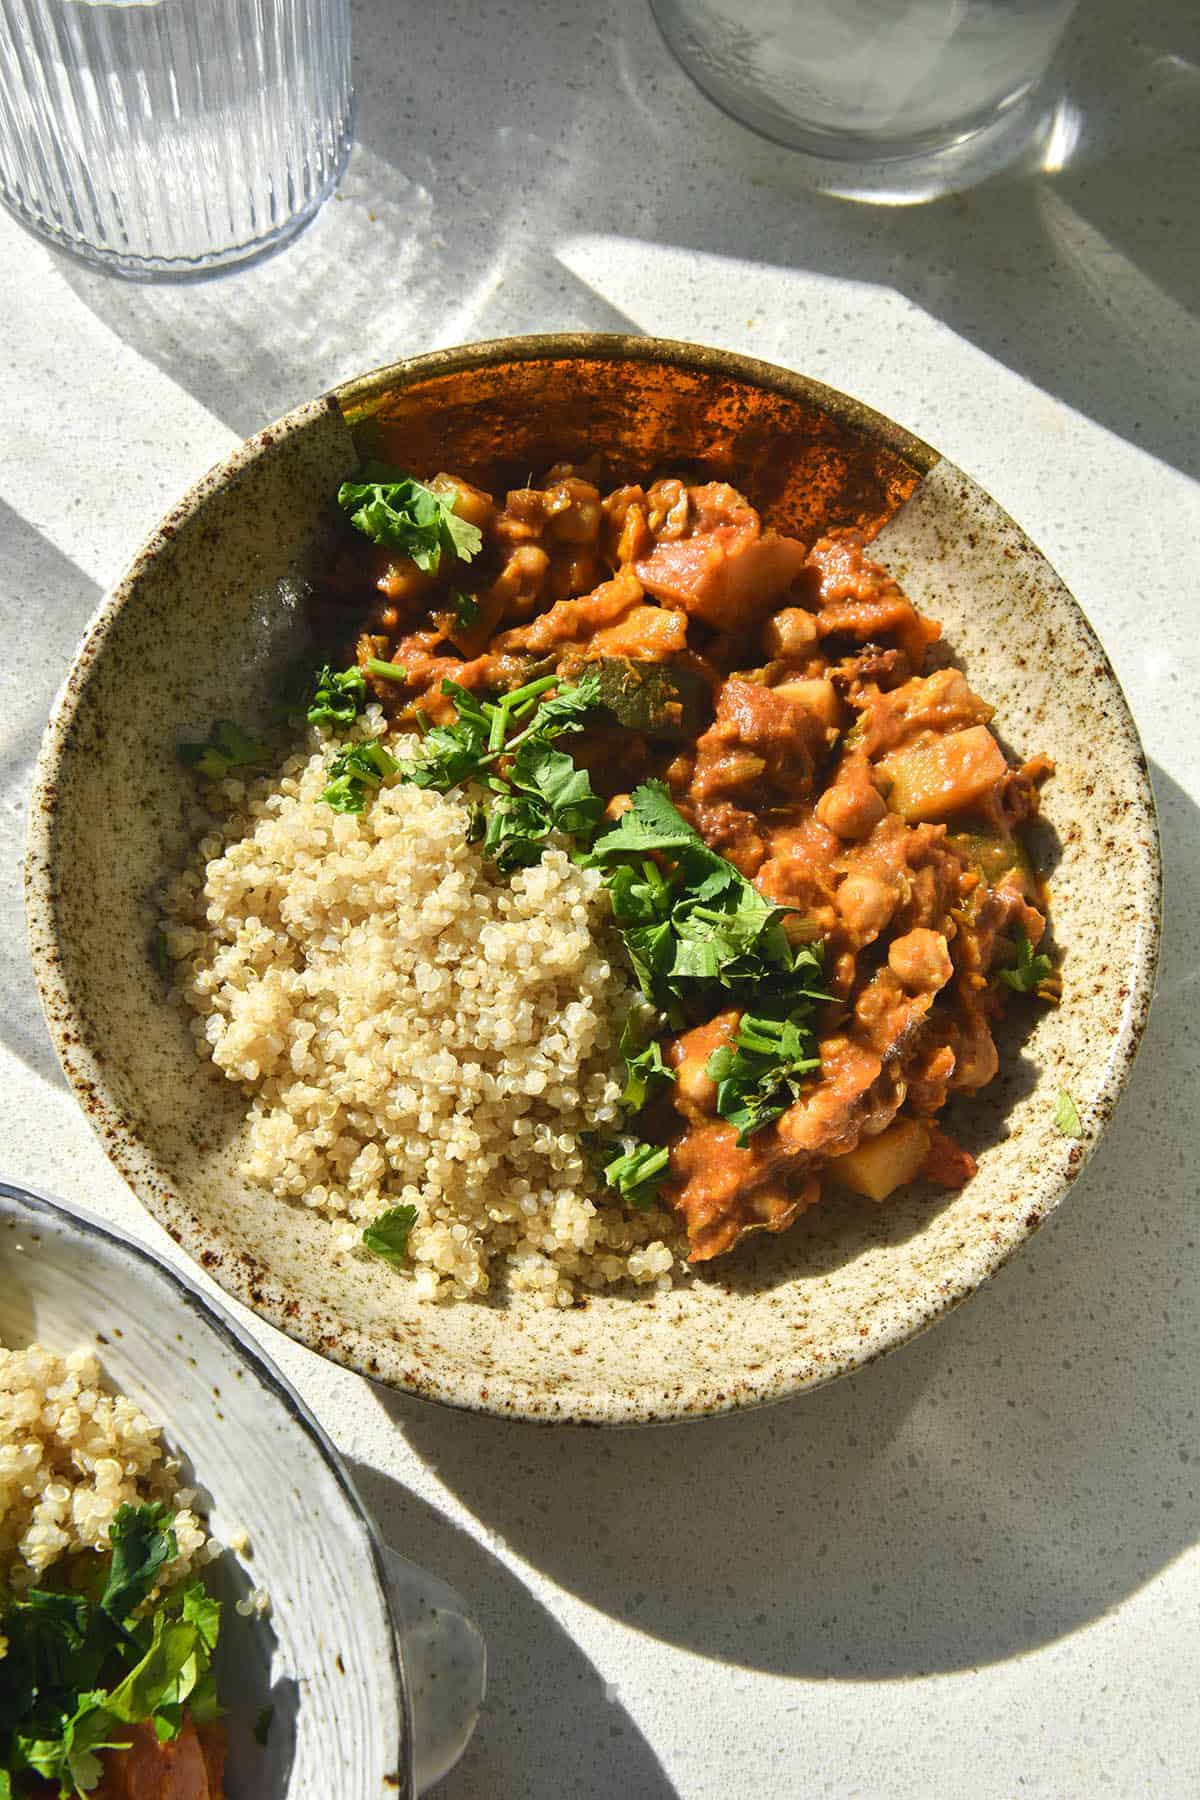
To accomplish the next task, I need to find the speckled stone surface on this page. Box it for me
[1,0,1197,1791]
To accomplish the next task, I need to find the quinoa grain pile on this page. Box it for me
[161,726,681,1306]
[0,1342,206,1590]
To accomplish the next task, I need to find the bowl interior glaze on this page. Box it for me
[26,335,1161,1423]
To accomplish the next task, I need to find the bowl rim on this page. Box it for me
[0,1177,412,1793]
[24,332,1163,1424]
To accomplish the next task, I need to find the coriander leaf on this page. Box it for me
[582,780,703,864]
[101,1503,178,1625]
[178,719,270,781]
[337,467,482,572]
[319,739,400,813]
[180,1584,221,1655]
[363,1204,419,1266]
[619,1013,675,1113]
[998,927,1053,994]
[508,667,601,743]
[1054,1088,1083,1138]
[481,790,554,873]
[706,1000,823,1146]
[449,589,480,627]
[364,657,408,683]
[601,1141,670,1211]
[509,738,605,844]
[307,663,367,729]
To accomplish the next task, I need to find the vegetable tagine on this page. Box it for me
[306,459,1057,1265]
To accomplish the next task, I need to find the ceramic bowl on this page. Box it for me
[0,1181,484,1796]
[26,334,1161,1424]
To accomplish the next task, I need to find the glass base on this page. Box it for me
[0,106,354,283]
[651,0,1075,201]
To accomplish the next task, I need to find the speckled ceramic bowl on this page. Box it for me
[0,1181,484,1796]
[26,335,1161,1424]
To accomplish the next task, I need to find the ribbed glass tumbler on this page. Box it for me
[0,0,353,276]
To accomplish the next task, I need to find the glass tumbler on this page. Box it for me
[651,0,1080,164]
[0,0,353,276]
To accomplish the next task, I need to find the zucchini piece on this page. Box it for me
[587,657,711,742]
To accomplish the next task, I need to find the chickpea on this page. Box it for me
[490,544,549,619]
[762,607,819,659]
[836,871,897,942]
[888,929,954,995]
[674,1053,720,1118]
[815,764,888,840]
[428,472,494,531]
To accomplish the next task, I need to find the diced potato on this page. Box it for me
[772,677,842,734]
[878,725,1008,823]
[830,1116,932,1202]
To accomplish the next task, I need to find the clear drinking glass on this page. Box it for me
[651,0,1080,164]
[0,0,353,277]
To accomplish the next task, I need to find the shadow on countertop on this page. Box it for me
[0,502,101,1090]
[53,0,1200,494]
[371,762,1196,1684]
[345,1462,679,1800]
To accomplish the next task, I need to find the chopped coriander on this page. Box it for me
[585,784,824,1021]
[177,719,270,781]
[619,1013,675,1114]
[1054,1089,1083,1138]
[998,927,1053,995]
[449,589,480,627]
[337,466,482,572]
[362,1204,419,1266]
[319,739,399,814]
[401,671,602,868]
[101,1502,178,1624]
[601,1141,670,1211]
[364,657,408,683]
[705,998,825,1146]
[0,1507,223,1798]
[253,1704,275,1747]
[307,663,367,729]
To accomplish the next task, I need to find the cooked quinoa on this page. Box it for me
[0,1342,206,1590]
[161,720,682,1306]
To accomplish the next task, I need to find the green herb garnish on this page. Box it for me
[584,784,824,1022]
[177,720,270,781]
[319,739,400,814]
[1054,1089,1083,1138]
[998,927,1053,995]
[362,1204,419,1266]
[705,998,825,1145]
[402,671,602,870]
[601,1141,670,1211]
[0,1506,222,1799]
[618,1013,675,1114]
[449,589,480,628]
[307,664,368,729]
[364,658,408,683]
[337,467,482,573]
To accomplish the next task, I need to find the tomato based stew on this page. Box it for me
[322,463,1055,1267]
